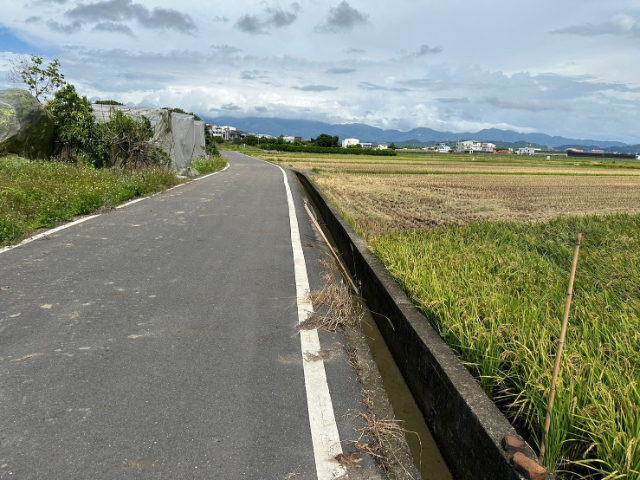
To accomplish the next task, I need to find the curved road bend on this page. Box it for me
[0,151,377,479]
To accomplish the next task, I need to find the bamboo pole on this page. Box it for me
[303,202,360,294]
[540,233,582,462]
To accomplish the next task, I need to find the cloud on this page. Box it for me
[436,97,470,103]
[358,82,410,92]
[213,16,229,23]
[65,0,196,33]
[210,44,243,55]
[314,1,369,33]
[210,103,242,111]
[551,14,640,38]
[345,47,365,53]
[92,21,136,36]
[414,44,443,56]
[397,77,450,90]
[482,96,573,112]
[254,106,268,112]
[241,69,269,80]
[292,84,338,91]
[235,14,263,34]
[24,16,42,24]
[46,19,83,33]
[235,5,299,34]
[326,67,356,74]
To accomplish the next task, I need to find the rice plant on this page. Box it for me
[371,214,640,478]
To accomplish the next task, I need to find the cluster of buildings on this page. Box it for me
[341,138,388,150]
[206,126,548,156]
[453,141,542,155]
[454,141,496,153]
[208,124,275,142]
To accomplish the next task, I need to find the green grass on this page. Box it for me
[0,155,184,245]
[371,214,640,478]
[190,155,228,174]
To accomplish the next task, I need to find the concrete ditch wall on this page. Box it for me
[296,171,551,480]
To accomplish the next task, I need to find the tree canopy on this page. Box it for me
[313,133,340,148]
[7,55,66,103]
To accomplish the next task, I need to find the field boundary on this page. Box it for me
[295,170,552,480]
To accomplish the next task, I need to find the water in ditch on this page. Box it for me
[358,302,452,480]
[300,191,452,479]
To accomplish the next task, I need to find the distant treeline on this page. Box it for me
[258,144,397,156]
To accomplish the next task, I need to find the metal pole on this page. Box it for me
[540,233,582,461]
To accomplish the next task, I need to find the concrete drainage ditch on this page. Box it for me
[296,170,552,480]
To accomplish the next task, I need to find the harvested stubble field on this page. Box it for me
[259,149,640,478]
[265,157,640,176]
[314,174,640,238]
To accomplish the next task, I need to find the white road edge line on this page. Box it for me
[1,162,231,255]
[0,215,100,255]
[277,162,346,480]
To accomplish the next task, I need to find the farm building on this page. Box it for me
[456,140,482,153]
[481,142,496,153]
[435,142,452,153]
[342,138,360,148]
[518,147,542,155]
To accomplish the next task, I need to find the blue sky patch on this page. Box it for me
[0,26,56,56]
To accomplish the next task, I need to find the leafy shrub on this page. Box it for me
[47,86,170,168]
[190,156,228,174]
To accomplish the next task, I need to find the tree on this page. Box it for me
[389,143,397,150]
[46,84,105,163]
[7,55,66,103]
[94,100,124,106]
[244,135,259,146]
[315,133,339,148]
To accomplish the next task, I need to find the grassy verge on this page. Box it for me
[190,155,228,174]
[0,155,184,245]
[371,214,640,477]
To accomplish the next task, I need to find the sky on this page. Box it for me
[1,0,640,142]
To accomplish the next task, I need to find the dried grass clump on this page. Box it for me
[301,260,363,332]
[353,391,419,479]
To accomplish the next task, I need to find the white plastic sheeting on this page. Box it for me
[193,121,206,159]
[92,105,206,169]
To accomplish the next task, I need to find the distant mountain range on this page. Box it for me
[202,115,635,150]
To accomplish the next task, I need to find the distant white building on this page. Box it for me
[481,142,496,153]
[435,142,452,153]
[282,136,300,143]
[359,142,373,149]
[518,147,542,155]
[342,138,360,148]
[456,140,482,153]
[208,125,244,141]
[377,143,388,150]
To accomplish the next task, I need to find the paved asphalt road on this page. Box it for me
[0,152,376,479]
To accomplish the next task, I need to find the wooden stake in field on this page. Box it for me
[540,233,582,462]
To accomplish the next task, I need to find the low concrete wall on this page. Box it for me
[296,171,549,480]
